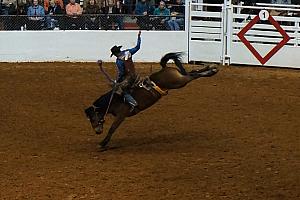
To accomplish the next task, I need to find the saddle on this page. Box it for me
[116,58,167,97]
[133,76,168,96]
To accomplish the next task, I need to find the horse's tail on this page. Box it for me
[160,52,187,75]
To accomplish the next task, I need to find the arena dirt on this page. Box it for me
[0,62,299,200]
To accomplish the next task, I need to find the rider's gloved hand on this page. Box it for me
[114,79,129,90]
[110,80,117,87]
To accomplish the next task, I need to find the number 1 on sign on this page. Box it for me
[259,10,269,21]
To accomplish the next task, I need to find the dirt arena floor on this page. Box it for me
[0,62,299,200]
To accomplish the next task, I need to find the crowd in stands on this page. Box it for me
[2,0,300,30]
[0,0,185,30]
[205,0,300,4]
[200,0,300,17]
[234,0,300,17]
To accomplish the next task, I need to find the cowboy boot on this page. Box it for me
[123,93,138,112]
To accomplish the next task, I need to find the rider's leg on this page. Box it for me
[123,92,138,111]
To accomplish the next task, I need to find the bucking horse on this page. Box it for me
[85,52,218,148]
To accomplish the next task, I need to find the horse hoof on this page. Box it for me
[203,66,218,76]
[99,145,109,152]
[98,144,110,152]
[211,67,219,73]
[99,138,110,148]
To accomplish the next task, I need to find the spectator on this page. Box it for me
[134,0,154,30]
[1,0,17,30]
[15,2,28,30]
[18,0,31,15]
[85,0,101,13]
[2,0,17,15]
[46,0,63,29]
[65,0,83,29]
[239,0,258,15]
[3,0,20,30]
[123,0,134,14]
[152,1,170,30]
[101,0,124,29]
[163,0,173,8]
[270,0,292,16]
[100,0,116,13]
[44,0,64,13]
[27,0,45,30]
[167,0,184,30]
[113,0,124,29]
[153,1,170,16]
[66,0,82,15]
[84,0,101,29]
[27,0,45,17]
[135,0,153,15]
[83,0,100,10]
[47,0,64,14]
[63,0,79,8]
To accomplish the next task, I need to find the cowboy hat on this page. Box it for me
[110,45,122,57]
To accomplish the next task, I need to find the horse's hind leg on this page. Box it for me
[167,66,218,88]
[100,115,125,148]
[189,65,219,78]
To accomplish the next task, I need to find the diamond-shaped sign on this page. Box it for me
[237,11,290,65]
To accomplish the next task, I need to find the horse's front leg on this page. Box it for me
[100,115,125,148]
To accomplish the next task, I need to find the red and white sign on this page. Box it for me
[237,10,290,65]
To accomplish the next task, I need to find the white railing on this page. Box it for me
[231,4,300,67]
[256,3,300,8]
[232,4,300,46]
[189,3,226,64]
[189,1,300,68]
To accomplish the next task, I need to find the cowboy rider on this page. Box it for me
[110,30,141,111]
[84,31,141,133]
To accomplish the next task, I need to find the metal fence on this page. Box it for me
[189,1,300,68]
[0,14,185,31]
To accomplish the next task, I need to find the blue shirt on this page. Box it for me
[135,2,153,15]
[115,36,141,82]
[27,5,45,17]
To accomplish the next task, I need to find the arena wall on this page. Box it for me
[0,30,188,63]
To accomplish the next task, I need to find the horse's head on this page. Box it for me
[85,106,105,134]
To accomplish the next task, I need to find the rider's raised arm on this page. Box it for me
[128,33,141,56]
